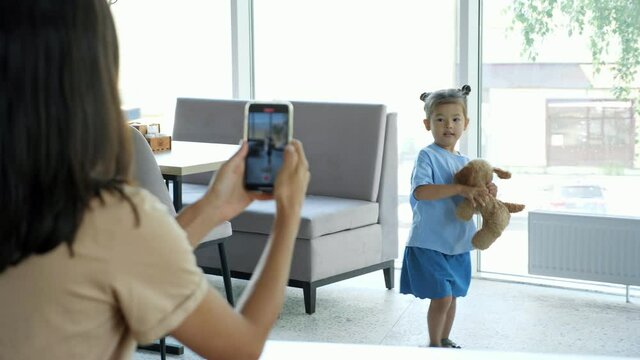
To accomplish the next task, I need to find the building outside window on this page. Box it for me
[546,99,635,168]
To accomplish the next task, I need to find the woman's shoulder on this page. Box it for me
[123,185,172,214]
[90,184,155,206]
[86,185,172,229]
[77,185,184,252]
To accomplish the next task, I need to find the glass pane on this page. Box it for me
[254,0,459,263]
[481,0,640,276]
[111,0,232,132]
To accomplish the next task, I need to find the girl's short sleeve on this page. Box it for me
[109,190,209,345]
[411,150,434,195]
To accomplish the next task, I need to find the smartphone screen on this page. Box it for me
[244,102,292,192]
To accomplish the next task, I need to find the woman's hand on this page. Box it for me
[204,141,272,221]
[273,139,310,215]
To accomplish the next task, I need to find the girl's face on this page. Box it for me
[423,102,469,153]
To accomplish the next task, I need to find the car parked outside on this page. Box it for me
[547,184,607,214]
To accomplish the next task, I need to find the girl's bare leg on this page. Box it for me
[427,296,452,347]
[442,297,457,340]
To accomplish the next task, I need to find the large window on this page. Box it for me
[480,0,640,276]
[111,1,233,132]
[110,1,639,290]
[254,0,459,261]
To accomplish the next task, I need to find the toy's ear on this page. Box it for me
[455,165,474,185]
[493,167,511,179]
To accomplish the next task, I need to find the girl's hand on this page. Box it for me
[204,141,272,221]
[273,139,310,215]
[486,182,498,197]
[460,185,488,208]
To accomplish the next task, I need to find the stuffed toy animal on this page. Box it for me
[453,159,526,250]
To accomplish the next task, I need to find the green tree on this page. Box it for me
[509,0,640,99]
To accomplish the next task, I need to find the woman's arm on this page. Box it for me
[173,197,226,248]
[170,140,310,360]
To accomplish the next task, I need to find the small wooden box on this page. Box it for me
[129,122,161,136]
[145,134,172,152]
[129,122,147,135]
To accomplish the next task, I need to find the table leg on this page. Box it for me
[218,242,234,305]
[138,340,183,356]
[172,176,183,211]
[160,337,166,360]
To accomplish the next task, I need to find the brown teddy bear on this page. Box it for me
[453,159,526,250]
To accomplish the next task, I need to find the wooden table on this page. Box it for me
[154,141,239,211]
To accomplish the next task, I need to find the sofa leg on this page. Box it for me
[383,265,394,289]
[302,283,316,315]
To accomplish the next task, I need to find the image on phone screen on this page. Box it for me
[245,104,291,191]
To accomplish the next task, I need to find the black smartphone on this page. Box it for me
[243,101,293,193]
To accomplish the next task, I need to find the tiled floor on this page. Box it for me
[135,271,640,359]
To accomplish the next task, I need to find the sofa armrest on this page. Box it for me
[378,112,399,261]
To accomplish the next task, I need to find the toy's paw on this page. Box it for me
[505,202,525,213]
[472,237,495,251]
[472,228,502,250]
[493,167,512,179]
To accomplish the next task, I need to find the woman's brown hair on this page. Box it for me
[0,0,134,272]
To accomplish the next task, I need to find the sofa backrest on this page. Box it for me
[291,101,386,202]
[174,98,245,145]
[173,98,388,202]
[173,98,245,184]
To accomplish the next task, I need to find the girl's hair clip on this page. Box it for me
[419,92,431,102]
[459,85,471,96]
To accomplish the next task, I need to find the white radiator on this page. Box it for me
[528,210,640,286]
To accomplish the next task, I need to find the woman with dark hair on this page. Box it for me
[0,1,310,359]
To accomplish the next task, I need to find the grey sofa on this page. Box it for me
[174,98,398,314]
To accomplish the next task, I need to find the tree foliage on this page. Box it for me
[509,0,640,99]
